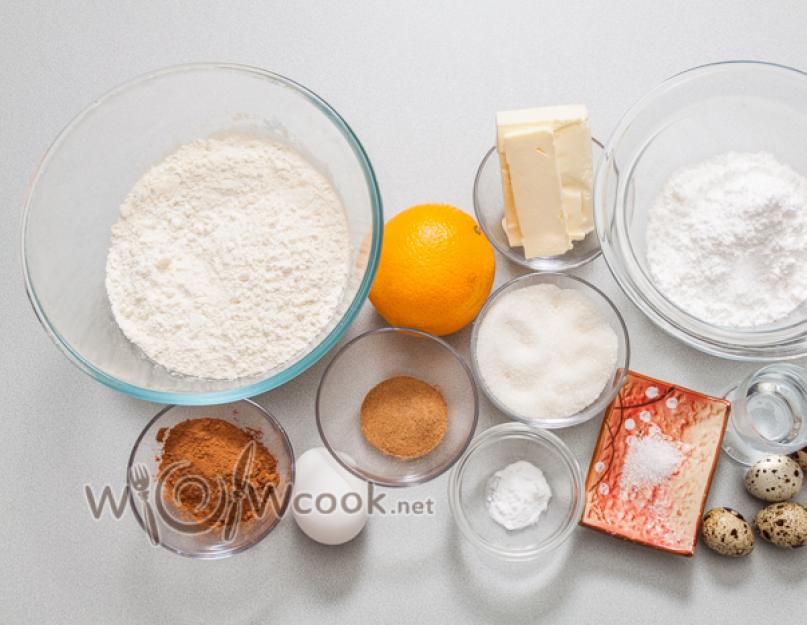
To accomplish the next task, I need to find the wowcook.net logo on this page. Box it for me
[85,442,434,547]
[87,440,290,546]
[135,440,288,545]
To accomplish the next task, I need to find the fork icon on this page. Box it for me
[129,464,160,546]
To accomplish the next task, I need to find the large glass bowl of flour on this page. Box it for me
[596,61,807,360]
[22,64,382,404]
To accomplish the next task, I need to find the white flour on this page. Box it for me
[475,284,618,420]
[646,152,807,328]
[486,460,552,531]
[106,135,350,379]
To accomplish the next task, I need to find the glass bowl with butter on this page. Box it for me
[474,105,603,271]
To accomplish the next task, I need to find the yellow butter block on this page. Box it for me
[502,127,571,258]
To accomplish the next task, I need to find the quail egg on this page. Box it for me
[791,447,807,472]
[701,507,754,557]
[744,454,803,502]
[754,501,807,549]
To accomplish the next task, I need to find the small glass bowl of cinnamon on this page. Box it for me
[316,327,479,487]
[127,399,294,558]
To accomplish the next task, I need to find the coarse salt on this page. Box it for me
[620,431,683,493]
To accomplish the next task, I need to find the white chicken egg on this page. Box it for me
[292,447,369,545]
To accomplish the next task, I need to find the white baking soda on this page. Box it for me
[475,284,619,420]
[106,135,350,380]
[486,460,552,531]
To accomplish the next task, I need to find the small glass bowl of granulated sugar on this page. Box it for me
[471,272,629,428]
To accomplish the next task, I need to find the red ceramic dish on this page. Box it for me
[580,370,730,556]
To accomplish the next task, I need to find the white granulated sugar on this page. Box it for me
[646,152,807,328]
[620,432,683,492]
[105,135,349,379]
[475,284,618,420]
[486,460,552,531]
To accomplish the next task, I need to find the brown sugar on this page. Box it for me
[157,418,279,528]
[360,375,448,459]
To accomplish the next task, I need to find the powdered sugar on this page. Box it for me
[105,135,350,379]
[646,152,807,328]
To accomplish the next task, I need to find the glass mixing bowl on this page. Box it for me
[596,61,807,360]
[22,63,382,404]
[448,423,584,561]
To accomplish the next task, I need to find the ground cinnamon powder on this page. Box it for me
[360,375,448,459]
[157,418,279,528]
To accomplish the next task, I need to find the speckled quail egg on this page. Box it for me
[701,507,754,557]
[744,454,803,502]
[754,501,807,549]
[791,448,807,472]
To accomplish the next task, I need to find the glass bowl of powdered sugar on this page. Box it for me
[21,63,382,403]
[597,61,807,360]
[448,423,584,561]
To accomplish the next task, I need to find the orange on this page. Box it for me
[369,203,495,336]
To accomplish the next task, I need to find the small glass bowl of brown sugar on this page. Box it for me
[127,400,294,558]
[316,327,479,487]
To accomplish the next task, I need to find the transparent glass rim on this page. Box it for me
[126,399,296,559]
[469,272,630,428]
[315,326,480,488]
[447,422,584,561]
[20,62,384,405]
[734,363,807,451]
[473,138,604,272]
[595,60,807,361]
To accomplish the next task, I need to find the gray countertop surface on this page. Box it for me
[3,1,806,623]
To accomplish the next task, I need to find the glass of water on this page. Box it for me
[723,364,807,465]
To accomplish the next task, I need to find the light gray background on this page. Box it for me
[3,2,806,623]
